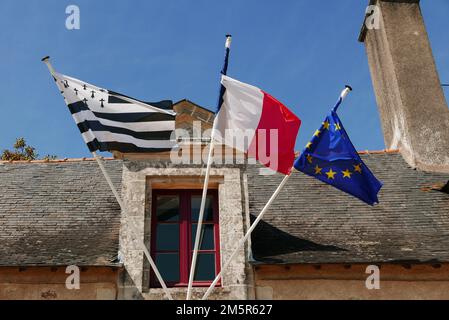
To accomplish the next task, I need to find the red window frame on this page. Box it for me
[150,189,221,288]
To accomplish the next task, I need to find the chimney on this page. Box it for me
[359,0,449,173]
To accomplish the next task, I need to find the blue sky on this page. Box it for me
[0,0,448,158]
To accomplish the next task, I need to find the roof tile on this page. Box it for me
[248,153,449,265]
[0,160,122,266]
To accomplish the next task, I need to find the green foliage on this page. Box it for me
[1,138,57,161]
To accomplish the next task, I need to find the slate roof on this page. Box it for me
[1,151,449,267]
[248,151,449,265]
[0,159,122,266]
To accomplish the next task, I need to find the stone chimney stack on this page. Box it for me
[359,0,449,173]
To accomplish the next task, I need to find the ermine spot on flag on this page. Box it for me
[215,75,301,175]
[51,73,177,153]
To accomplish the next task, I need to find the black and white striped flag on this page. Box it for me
[52,72,176,153]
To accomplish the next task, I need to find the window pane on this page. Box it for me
[156,195,179,222]
[191,224,215,250]
[155,253,179,283]
[191,195,214,222]
[193,253,216,281]
[156,224,179,251]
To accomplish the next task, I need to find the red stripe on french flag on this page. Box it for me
[215,75,301,174]
[248,91,301,174]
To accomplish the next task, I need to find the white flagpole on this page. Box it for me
[91,152,173,300]
[201,85,353,300]
[42,57,174,300]
[186,35,232,300]
[202,173,291,300]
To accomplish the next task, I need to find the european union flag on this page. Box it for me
[294,109,382,205]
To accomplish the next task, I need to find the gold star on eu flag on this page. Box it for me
[342,169,352,178]
[325,168,336,179]
[353,164,362,173]
[306,154,313,164]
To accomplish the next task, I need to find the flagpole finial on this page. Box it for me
[340,85,353,101]
[333,85,353,112]
[41,56,56,76]
[225,35,232,49]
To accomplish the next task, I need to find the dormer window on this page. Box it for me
[150,190,220,288]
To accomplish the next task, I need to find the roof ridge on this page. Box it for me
[173,98,214,113]
[358,149,399,155]
[0,149,400,164]
[0,157,115,164]
[295,149,399,157]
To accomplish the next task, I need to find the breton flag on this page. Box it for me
[294,106,382,205]
[51,72,176,153]
[215,75,301,174]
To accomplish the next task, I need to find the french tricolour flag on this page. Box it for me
[215,75,301,174]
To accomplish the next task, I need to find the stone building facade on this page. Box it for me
[118,162,249,300]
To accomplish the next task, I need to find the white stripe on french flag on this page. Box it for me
[215,75,301,174]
